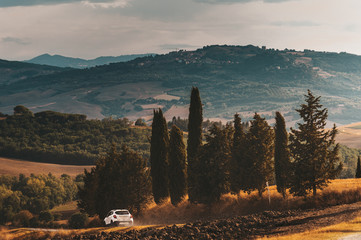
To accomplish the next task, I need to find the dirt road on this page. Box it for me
[49,201,361,239]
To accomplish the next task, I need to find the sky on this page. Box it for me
[1,0,361,60]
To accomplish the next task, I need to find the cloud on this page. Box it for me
[159,44,200,51]
[0,0,121,8]
[194,0,296,3]
[2,37,30,45]
[115,0,204,22]
[81,0,129,8]
[271,21,320,27]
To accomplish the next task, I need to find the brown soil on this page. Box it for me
[0,157,92,177]
[50,201,361,239]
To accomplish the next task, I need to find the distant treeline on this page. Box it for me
[0,106,150,165]
[169,116,249,133]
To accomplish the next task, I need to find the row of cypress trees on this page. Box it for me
[150,109,187,205]
[150,88,344,205]
[78,87,344,218]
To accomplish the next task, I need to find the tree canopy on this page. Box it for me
[78,145,151,217]
[289,90,342,197]
[274,111,291,198]
[169,125,187,205]
[150,109,170,204]
[187,87,203,203]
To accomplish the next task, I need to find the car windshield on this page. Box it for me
[115,210,129,215]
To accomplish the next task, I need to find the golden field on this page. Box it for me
[2,178,361,240]
[260,216,361,240]
[336,122,361,149]
[0,157,92,177]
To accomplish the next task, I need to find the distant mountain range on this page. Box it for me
[2,45,361,126]
[25,53,155,68]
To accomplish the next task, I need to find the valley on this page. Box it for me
[2,45,361,240]
[2,45,361,126]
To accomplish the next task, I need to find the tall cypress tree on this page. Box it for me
[197,124,233,203]
[289,90,342,197]
[187,87,203,203]
[230,113,245,195]
[169,125,187,205]
[356,156,361,178]
[150,109,170,204]
[274,111,291,198]
[244,113,274,197]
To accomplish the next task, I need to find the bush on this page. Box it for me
[135,118,147,126]
[68,212,89,229]
[13,210,33,227]
[39,211,54,223]
[87,216,103,228]
[53,213,62,221]
[29,217,40,228]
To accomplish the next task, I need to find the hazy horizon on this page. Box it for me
[1,0,361,61]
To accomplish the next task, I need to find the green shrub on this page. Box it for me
[68,212,89,229]
[39,211,54,223]
[29,217,40,227]
[53,213,62,221]
[14,210,33,227]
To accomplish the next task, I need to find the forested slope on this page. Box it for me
[0,109,150,165]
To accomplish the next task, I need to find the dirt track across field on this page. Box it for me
[51,201,361,239]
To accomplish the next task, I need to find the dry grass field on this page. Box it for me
[2,179,361,239]
[135,178,361,227]
[336,122,361,149]
[261,216,361,240]
[0,157,92,177]
[0,223,173,240]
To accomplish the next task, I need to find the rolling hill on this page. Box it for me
[337,122,361,149]
[0,157,91,177]
[25,53,155,69]
[0,59,69,85]
[2,45,361,126]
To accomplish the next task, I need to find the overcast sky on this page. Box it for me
[1,0,361,60]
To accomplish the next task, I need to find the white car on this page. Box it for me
[104,209,134,226]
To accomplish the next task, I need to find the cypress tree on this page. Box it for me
[197,124,233,203]
[169,125,187,205]
[244,113,274,197]
[187,87,203,203]
[77,168,97,216]
[150,109,170,204]
[289,90,342,197]
[274,111,291,198]
[356,156,361,178]
[230,113,245,195]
